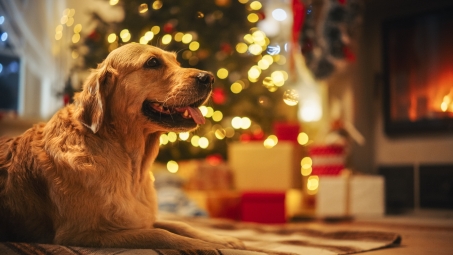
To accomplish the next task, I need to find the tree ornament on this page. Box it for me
[163,23,174,33]
[212,87,227,105]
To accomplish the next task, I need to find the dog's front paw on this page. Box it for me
[219,236,245,249]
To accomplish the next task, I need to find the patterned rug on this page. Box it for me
[0,216,401,255]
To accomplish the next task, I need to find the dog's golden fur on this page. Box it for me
[0,44,243,249]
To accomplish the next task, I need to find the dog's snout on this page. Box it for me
[197,72,214,86]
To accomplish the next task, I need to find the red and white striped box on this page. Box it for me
[309,145,345,175]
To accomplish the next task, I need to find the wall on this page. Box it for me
[356,0,453,170]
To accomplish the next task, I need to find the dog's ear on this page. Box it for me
[75,64,112,134]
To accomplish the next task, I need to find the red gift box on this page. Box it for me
[309,145,345,175]
[240,191,286,224]
[273,122,300,142]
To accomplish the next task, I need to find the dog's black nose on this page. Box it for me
[197,72,214,86]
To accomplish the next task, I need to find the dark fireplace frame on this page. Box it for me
[382,7,453,136]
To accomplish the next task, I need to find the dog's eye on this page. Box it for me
[145,58,160,68]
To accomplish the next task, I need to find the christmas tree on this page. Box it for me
[72,0,297,162]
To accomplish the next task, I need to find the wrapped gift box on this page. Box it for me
[349,175,385,216]
[241,191,286,224]
[228,141,302,191]
[316,175,385,218]
[309,145,345,175]
[316,176,349,217]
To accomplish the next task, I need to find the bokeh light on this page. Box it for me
[167,160,179,173]
[283,89,299,106]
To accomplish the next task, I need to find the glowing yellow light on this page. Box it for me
[74,24,82,33]
[174,32,184,42]
[199,106,208,116]
[71,50,79,59]
[206,107,214,118]
[217,68,229,79]
[263,138,277,149]
[248,66,261,79]
[258,59,270,70]
[162,34,172,44]
[179,132,190,141]
[441,102,448,112]
[247,13,259,23]
[150,27,159,36]
[236,42,248,53]
[301,167,312,176]
[68,9,75,17]
[122,33,131,42]
[269,135,278,144]
[63,8,70,16]
[139,37,147,44]
[231,117,243,129]
[262,55,274,64]
[230,82,243,94]
[60,16,68,25]
[301,157,312,169]
[441,95,451,112]
[56,25,63,33]
[107,33,117,43]
[248,44,262,55]
[160,134,169,145]
[212,111,223,122]
[250,1,262,10]
[215,128,226,139]
[168,132,177,142]
[167,160,179,173]
[297,132,309,145]
[252,30,266,42]
[243,34,254,44]
[307,176,319,194]
[66,18,74,27]
[238,0,249,3]
[283,89,299,106]
[241,117,251,129]
[225,127,235,138]
[198,137,209,149]
[139,3,149,13]
[271,71,285,86]
[55,32,63,40]
[144,31,154,40]
[189,41,200,51]
[120,29,130,38]
[72,33,80,43]
[191,135,200,147]
[182,34,193,44]
[110,0,119,5]
[152,0,163,10]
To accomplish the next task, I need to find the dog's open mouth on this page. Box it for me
[141,97,208,130]
[149,102,205,125]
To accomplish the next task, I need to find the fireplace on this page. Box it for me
[382,7,453,135]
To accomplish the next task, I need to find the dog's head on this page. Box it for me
[74,43,214,134]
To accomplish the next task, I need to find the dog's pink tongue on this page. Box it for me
[188,107,205,125]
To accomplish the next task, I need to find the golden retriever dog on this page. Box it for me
[0,43,244,250]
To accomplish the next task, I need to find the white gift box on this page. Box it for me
[316,176,349,217]
[228,141,302,191]
[349,175,385,216]
[316,175,385,218]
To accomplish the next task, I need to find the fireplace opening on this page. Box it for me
[383,7,453,135]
